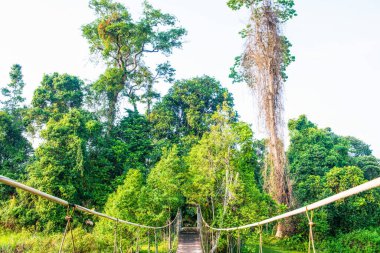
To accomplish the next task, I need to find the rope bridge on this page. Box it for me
[1,175,380,252]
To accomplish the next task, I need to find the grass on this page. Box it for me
[0,228,177,253]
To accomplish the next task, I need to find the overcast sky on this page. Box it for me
[0,0,379,157]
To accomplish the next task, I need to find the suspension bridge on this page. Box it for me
[1,175,379,252]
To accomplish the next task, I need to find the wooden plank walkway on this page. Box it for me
[176,229,202,253]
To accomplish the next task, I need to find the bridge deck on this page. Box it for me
[176,230,202,253]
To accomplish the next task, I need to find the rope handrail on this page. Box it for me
[200,176,380,231]
[0,175,179,230]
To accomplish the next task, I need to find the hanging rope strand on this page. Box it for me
[59,205,76,253]
[154,229,158,253]
[258,225,263,253]
[227,233,230,253]
[148,230,151,253]
[119,226,123,253]
[113,218,119,253]
[306,207,316,253]
[136,228,140,253]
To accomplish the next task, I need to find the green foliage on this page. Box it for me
[82,0,186,127]
[0,228,100,253]
[96,149,183,247]
[318,227,380,253]
[0,1,379,250]
[83,0,186,63]
[142,146,184,223]
[25,110,92,229]
[345,136,372,157]
[227,0,296,22]
[111,110,153,176]
[184,105,275,230]
[355,155,380,180]
[1,64,26,115]
[324,166,379,234]
[6,109,114,230]
[151,76,235,145]
[288,115,350,191]
[288,115,380,239]
[99,169,143,231]
[29,73,84,127]
[0,111,32,201]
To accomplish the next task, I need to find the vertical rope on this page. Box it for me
[148,230,151,253]
[306,207,316,253]
[168,219,172,252]
[119,228,123,253]
[258,225,263,253]
[59,205,76,253]
[237,230,241,253]
[211,230,214,251]
[119,225,123,253]
[113,219,119,253]
[136,228,140,253]
[227,233,230,253]
[206,230,209,253]
[154,229,158,253]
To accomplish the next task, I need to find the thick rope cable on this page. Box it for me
[306,207,316,253]
[227,233,230,253]
[59,205,76,253]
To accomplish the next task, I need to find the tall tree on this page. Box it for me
[82,0,186,129]
[22,109,114,230]
[184,104,274,252]
[0,65,31,202]
[228,0,296,236]
[1,64,26,117]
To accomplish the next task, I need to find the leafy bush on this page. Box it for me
[319,228,380,253]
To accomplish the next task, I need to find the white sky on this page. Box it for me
[0,0,379,157]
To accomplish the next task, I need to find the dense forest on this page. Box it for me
[0,0,379,252]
